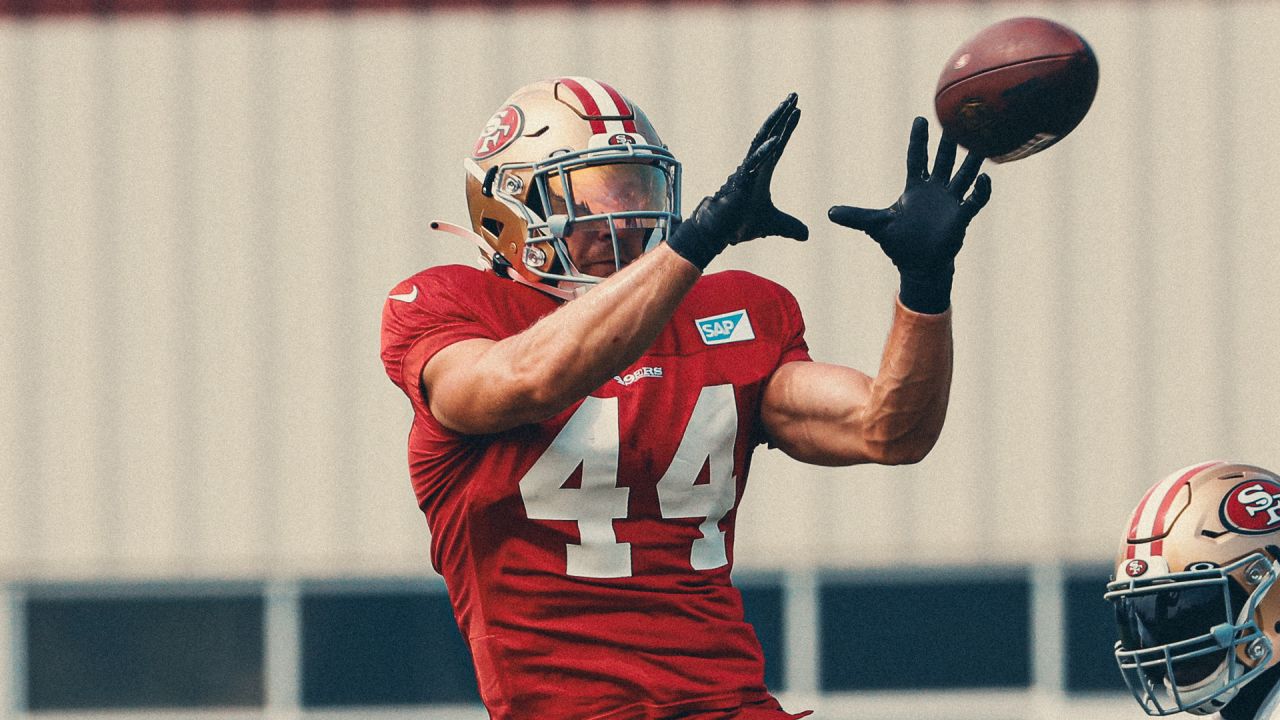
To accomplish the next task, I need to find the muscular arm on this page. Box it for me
[760,299,952,466]
[422,244,700,435]
[776,116,986,467]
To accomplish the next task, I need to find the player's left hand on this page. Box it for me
[665,93,808,271]
[828,116,991,314]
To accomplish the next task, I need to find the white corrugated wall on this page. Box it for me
[2,0,1278,584]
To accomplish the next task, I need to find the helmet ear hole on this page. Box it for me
[481,217,504,241]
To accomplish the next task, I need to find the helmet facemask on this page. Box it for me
[1106,552,1279,715]
[470,141,681,297]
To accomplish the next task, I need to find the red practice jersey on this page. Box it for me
[381,265,813,720]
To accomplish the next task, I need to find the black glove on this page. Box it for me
[828,116,992,314]
[666,93,809,270]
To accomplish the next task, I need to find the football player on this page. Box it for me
[1107,461,1280,719]
[381,77,991,719]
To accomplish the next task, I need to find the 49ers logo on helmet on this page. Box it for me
[1124,559,1148,577]
[1220,479,1280,535]
[473,105,524,160]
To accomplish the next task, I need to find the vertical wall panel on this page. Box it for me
[106,19,192,570]
[870,2,1005,565]
[0,24,34,573]
[267,16,348,567]
[1053,1,1139,561]
[1145,3,1229,470]
[1218,0,1280,470]
[1058,1,1159,561]
[186,17,279,572]
[29,22,113,572]
[930,0,1005,566]
[345,15,435,569]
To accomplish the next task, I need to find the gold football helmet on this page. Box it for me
[1106,461,1280,715]
[443,77,681,300]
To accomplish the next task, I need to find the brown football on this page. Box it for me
[934,17,1098,163]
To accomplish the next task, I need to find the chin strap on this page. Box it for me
[427,220,586,302]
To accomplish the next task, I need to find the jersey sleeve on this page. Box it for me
[380,266,500,406]
[772,281,812,368]
[747,275,812,447]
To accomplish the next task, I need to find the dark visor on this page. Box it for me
[1112,579,1249,685]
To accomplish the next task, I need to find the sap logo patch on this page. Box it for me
[695,310,755,346]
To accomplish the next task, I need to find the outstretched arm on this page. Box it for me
[761,301,951,466]
[424,95,809,435]
[761,117,990,466]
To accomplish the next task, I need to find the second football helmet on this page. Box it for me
[457,77,681,300]
[1106,461,1280,715]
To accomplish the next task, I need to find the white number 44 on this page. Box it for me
[518,384,738,578]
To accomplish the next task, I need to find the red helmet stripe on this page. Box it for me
[596,80,638,133]
[1151,461,1221,535]
[1126,481,1164,546]
[1125,460,1222,559]
[558,77,608,134]
[1150,460,1222,555]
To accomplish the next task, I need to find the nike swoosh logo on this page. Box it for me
[388,285,419,303]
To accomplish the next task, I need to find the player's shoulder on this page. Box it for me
[386,264,512,308]
[391,263,491,295]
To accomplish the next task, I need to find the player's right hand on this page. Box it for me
[665,93,809,271]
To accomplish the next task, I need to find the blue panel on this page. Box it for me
[819,576,1031,690]
[26,595,264,709]
[739,581,785,691]
[1066,566,1127,693]
[301,592,480,706]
